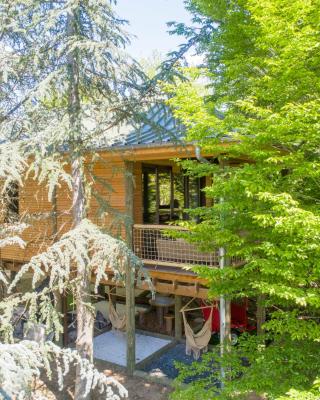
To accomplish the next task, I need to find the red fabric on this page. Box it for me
[230,302,248,329]
[202,301,250,333]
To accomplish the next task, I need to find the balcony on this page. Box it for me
[132,224,219,269]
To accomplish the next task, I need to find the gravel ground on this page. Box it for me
[141,343,216,383]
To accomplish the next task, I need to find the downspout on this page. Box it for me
[195,145,227,384]
[195,145,210,164]
[218,158,231,387]
[219,235,226,383]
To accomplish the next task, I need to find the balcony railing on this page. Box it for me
[132,224,219,268]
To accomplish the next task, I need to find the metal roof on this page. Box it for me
[111,105,185,149]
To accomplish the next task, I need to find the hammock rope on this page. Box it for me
[108,290,126,331]
[181,298,214,360]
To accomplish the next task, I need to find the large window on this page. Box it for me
[142,165,206,224]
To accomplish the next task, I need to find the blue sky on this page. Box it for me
[114,0,192,60]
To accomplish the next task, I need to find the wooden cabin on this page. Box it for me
[0,110,252,372]
[0,110,221,300]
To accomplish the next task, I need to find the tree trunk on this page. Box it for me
[73,156,94,400]
[66,10,94,400]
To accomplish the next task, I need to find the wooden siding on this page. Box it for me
[0,175,55,262]
[0,142,232,269]
[0,156,131,263]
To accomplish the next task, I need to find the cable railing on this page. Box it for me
[132,224,219,268]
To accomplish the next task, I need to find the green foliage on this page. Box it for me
[0,1,155,397]
[9,218,148,298]
[167,0,320,399]
[0,340,128,399]
[172,335,320,400]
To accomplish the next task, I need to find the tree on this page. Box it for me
[0,0,153,398]
[165,0,320,399]
[0,127,148,400]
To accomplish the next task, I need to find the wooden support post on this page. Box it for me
[170,168,174,220]
[125,161,135,376]
[155,167,160,224]
[225,298,231,349]
[174,295,182,340]
[97,284,105,300]
[62,292,69,347]
[54,292,63,346]
[257,294,266,336]
[125,262,135,376]
[125,161,134,246]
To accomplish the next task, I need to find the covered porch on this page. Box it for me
[87,153,251,376]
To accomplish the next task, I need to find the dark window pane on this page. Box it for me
[4,182,19,222]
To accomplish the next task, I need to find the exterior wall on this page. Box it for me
[0,143,219,265]
[0,176,55,262]
[133,162,143,224]
[0,156,131,263]
[0,145,214,297]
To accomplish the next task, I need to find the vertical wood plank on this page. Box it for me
[257,294,266,336]
[62,292,69,347]
[170,168,174,220]
[125,161,135,376]
[125,161,134,245]
[125,263,135,376]
[174,295,182,340]
[155,167,160,224]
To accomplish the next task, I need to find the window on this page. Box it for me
[142,165,172,224]
[4,181,19,222]
[142,165,206,224]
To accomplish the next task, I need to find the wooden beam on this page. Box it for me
[125,161,135,376]
[170,168,174,220]
[133,224,188,230]
[155,167,160,224]
[105,266,208,285]
[125,161,134,245]
[147,269,207,284]
[174,295,182,340]
[62,292,69,347]
[139,280,208,299]
[125,262,135,376]
[257,294,266,336]
[142,259,218,269]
